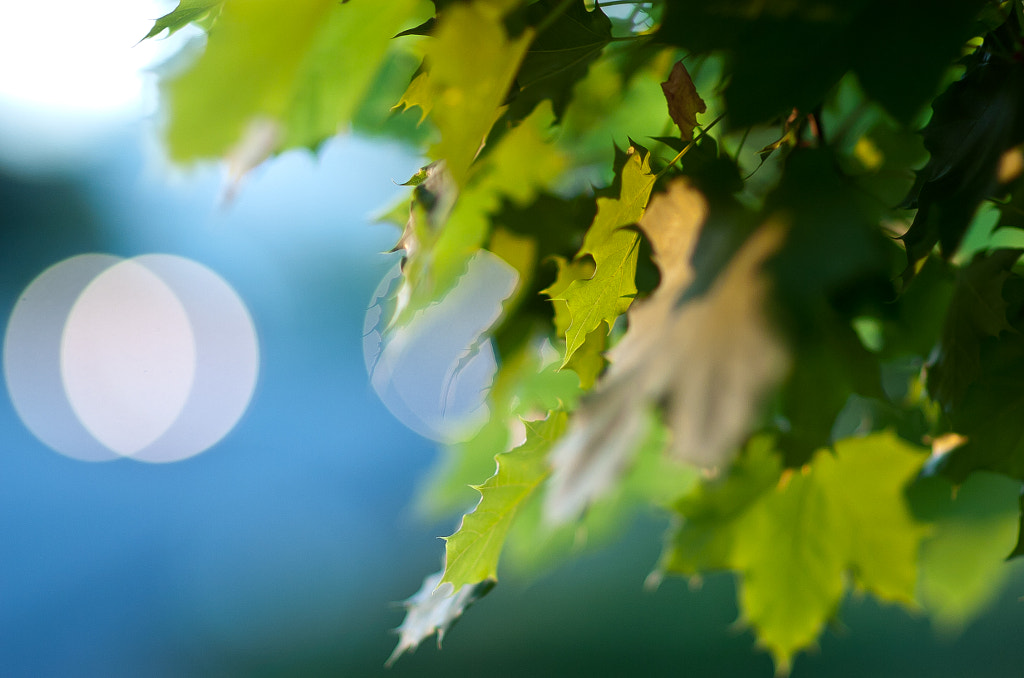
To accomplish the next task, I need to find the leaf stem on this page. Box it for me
[599,0,652,6]
[655,112,726,180]
[535,0,575,35]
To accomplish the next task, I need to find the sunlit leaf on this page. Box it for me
[553,145,655,365]
[442,413,567,590]
[662,432,929,673]
[142,0,222,40]
[164,0,424,161]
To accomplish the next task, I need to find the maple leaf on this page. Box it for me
[911,472,1022,632]
[899,15,1024,276]
[661,60,707,141]
[423,0,535,186]
[933,331,1024,483]
[399,102,565,317]
[545,180,791,523]
[392,70,433,126]
[163,0,422,161]
[442,413,567,590]
[142,0,222,40]
[657,0,989,127]
[504,0,613,123]
[662,432,929,673]
[387,570,494,666]
[926,249,1021,413]
[417,342,581,518]
[554,145,655,365]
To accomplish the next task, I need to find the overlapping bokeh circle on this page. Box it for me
[4,254,259,463]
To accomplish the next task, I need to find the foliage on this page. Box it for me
[147,0,1024,673]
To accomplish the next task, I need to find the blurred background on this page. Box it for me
[1,2,1023,677]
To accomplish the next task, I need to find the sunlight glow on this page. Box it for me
[0,1,173,112]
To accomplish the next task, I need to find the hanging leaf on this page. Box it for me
[442,413,567,590]
[421,0,535,186]
[661,432,929,673]
[552,145,655,365]
[661,60,707,141]
[900,17,1024,276]
[504,0,613,123]
[142,0,223,40]
[163,0,423,161]
[387,570,495,666]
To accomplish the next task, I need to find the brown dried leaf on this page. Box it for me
[661,60,707,141]
[545,181,791,523]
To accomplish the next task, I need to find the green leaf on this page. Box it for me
[927,250,1021,413]
[657,0,989,127]
[504,415,698,575]
[900,15,1024,273]
[423,0,535,186]
[442,413,567,590]
[142,0,222,40]
[402,102,566,315]
[561,325,606,390]
[545,185,791,524]
[554,145,655,364]
[504,0,612,123]
[737,467,846,674]
[661,435,782,574]
[543,255,595,337]
[163,0,424,160]
[911,472,1022,632]
[935,331,1024,482]
[417,339,580,517]
[662,432,929,672]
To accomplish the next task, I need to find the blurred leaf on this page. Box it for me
[900,16,1024,274]
[423,0,535,185]
[402,102,566,316]
[910,472,1022,632]
[505,415,698,574]
[935,330,1024,482]
[164,0,423,160]
[545,182,791,523]
[661,435,782,574]
[657,0,989,128]
[662,432,929,673]
[392,70,434,126]
[927,250,1022,413]
[418,339,580,517]
[387,570,495,666]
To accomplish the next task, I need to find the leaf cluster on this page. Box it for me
[147,0,1024,673]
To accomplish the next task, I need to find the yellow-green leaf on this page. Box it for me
[164,0,423,160]
[555,146,655,364]
[142,0,222,40]
[662,432,930,673]
[442,413,567,590]
[424,0,534,186]
[404,102,565,314]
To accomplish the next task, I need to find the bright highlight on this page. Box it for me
[4,254,259,463]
